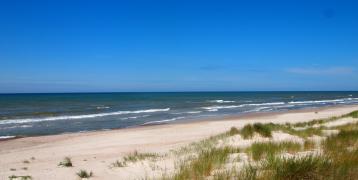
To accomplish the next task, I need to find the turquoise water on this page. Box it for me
[1,92,358,138]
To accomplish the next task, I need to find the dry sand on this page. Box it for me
[1,105,357,180]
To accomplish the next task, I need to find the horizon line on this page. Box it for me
[1,90,358,95]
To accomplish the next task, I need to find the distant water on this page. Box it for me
[1,92,358,138]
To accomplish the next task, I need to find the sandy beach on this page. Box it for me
[1,105,358,179]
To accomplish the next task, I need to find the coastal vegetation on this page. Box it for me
[58,157,73,167]
[120,110,358,179]
[76,170,93,178]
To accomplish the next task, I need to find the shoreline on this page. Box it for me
[1,105,358,179]
[0,104,353,141]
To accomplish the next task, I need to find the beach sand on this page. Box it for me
[1,105,358,179]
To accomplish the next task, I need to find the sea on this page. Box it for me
[1,91,358,138]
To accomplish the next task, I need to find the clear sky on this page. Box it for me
[0,0,357,93]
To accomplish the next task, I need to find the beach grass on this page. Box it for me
[260,155,331,180]
[323,129,358,153]
[253,123,272,137]
[112,160,127,167]
[239,123,272,139]
[112,151,160,168]
[58,157,73,167]
[246,141,302,161]
[123,151,159,162]
[343,110,358,118]
[303,139,316,150]
[156,110,358,179]
[8,175,32,180]
[120,110,358,179]
[171,147,238,180]
[239,124,255,139]
[76,170,93,178]
[22,160,30,164]
[228,127,240,136]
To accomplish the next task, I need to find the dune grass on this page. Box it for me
[115,110,358,179]
[58,157,73,167]
[227,127,240,136]
[8,175,32,180]
[303,139,316,150]
[76,170,93,178]
[173,129,232,156]
[289,127,323,138]
[123,151,159,162]
[239,124,358,179]
[293,110,358,128]
[170,147,238,180]
[240,124,255,139]
[343,110,358,118]
[323,130,358,153]
[259,122,323,138]
[171,110,358,179]
[246,141,302,161]
[112,151,160,168]
[321,126,358,179]
[112,160,127,167]
[239,123,272,139]
[253,123,272,137]
[22,160,30,164]
[260,155,331,180]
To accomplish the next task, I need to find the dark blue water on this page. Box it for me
[1,92,358,138]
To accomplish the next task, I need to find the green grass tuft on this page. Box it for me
[112,160,127,167]
[8,175,32,180]
[58,157,73,167]
[228,127,240,136]
[344,110,358,118]
[239,123,273,139]
[172,147,236,179]
[22,160,30,164]
[76,170,93,178]
[247,141,301,161]
[123,151,159,162]
[240,124,255,139]
[261,155,331,180]
[303,139,316,150]
[253,123,272,137]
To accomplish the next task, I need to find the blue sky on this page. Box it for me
[0,0,357,93]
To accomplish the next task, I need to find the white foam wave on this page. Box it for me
[201,102,286,112]
[171,111,202,115]
[246,102,285,106]
[96,106,110,109]
[208,100,235,103]
[244,107,271,113]
[186,111,202,114]
[273,105,296,108]
[120,115,150,120]
[141,117,185,125]
[0,136,16,140]
[0,108,170,125]
[202,105,244,112]
[288,98,358,105]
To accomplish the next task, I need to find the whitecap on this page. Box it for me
[289,98,346,104]
[141,117,185,125]
[208,100,235,103]
[0,108,170,125]
[0,135,16,140]
[96,106,110,109]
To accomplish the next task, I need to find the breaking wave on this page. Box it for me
[0,108,170,125]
